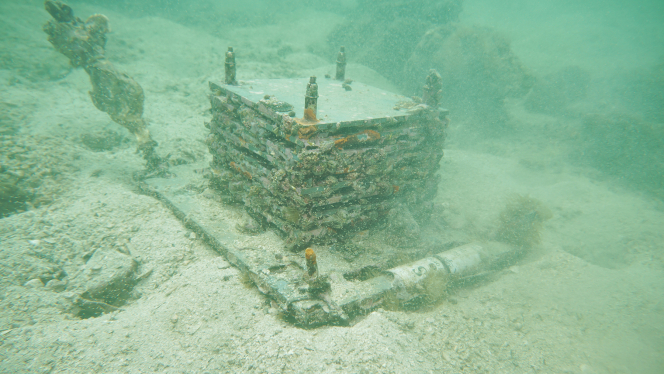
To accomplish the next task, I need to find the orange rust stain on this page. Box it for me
[334,130,381,149]
[304,108,317,122]
[305,248,316,263]
[364,129,381,141]
[334,137,349,148]
[305,247,317,276]
[230,161,252,180]
[294,109,320,128]
[298,125,318,139]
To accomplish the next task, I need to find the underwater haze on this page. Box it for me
[1,0,663,373]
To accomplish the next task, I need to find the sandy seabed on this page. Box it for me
[1,1,663,373]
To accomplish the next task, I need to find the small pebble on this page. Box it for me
[442,351,452,362]
[580,364,595,373]
[188,232,196,240]
[46,279,66,292]
[24,279,44,288]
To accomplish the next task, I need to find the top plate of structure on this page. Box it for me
[213,77,412,127]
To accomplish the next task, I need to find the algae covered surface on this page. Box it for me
[1,0,664,373]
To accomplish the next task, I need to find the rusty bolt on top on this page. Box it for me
[225,46,237,85]
[305,247,318,279]
[422,68,443,108]
[304,76,318,122]
[335,46,346,81]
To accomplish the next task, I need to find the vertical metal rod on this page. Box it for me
[225,46,237,85]
[422,69,442,108]
[304,76,318,121]
[335,46,346,81]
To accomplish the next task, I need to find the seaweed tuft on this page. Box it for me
[495,195,552,248]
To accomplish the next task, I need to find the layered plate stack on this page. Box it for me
[206,78,447,249]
